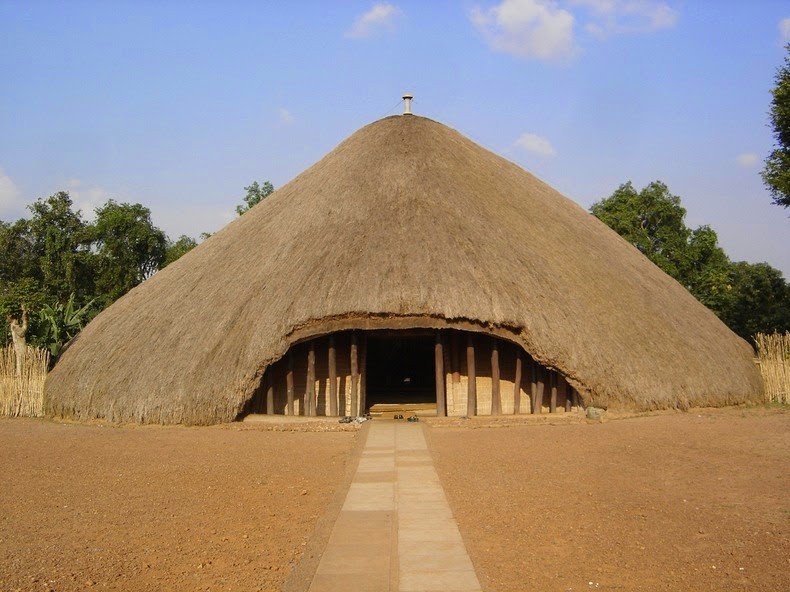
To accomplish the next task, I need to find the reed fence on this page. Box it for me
[0,345,50,417]
[754,332,789,404]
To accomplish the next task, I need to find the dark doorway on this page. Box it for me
[366,333,436,407]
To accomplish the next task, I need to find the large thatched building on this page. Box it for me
[45,111,762,424]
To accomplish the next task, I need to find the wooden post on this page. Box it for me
[265,370,274,415]
[562,375,571,412]
[535,365,544,414]
[491,339,501,416]
[286,352,295,416]
[451,332,461,384]
[529,359,538,414]
[350,333,359,417]
[466,334,477,417]
[549,370,557,413]
[435,331,446,417]
[513,350,522,415]
[328,335,337,416]
[359,334,367,414]
[306,342,316,416]
[572,387,581,409]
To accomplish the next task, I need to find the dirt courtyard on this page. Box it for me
[0,419,358,592]
[429,407,789,591]
[0,407,788,591]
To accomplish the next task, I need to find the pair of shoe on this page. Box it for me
[407,415,419,422]
[338,416,354,424]
[393,414,404,420]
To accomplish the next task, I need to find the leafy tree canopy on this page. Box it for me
[236,180,274,215]
[592,181,790,339]
[590,181,729,296]
[718,262,790,338]
[89,200,167,305]
[762,44,790,208]
[164,235,198,267]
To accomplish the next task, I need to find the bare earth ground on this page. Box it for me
[0,419,358,592]
[1,408,787,592]
[428,407,790,592]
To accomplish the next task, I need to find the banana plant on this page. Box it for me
[38,293,95,357]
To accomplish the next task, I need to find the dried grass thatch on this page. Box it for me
[45,115,762,424]
[1,345,49,417]
[755,332,789,404]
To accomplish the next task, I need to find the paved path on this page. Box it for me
[307,421,482,592]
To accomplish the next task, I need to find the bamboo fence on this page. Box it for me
[0,345,50,417]
[754,332,789,404]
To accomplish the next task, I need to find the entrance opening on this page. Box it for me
[365,332,436,407]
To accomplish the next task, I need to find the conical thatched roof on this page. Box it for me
[45,115,762,424]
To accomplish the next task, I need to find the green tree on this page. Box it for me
[592,181,790,339]
[163,235,198,267]
[590,181,729,296]
[718,262,790,339]
[236,180,274,215]
[26,191,93,302]
[0,220,37,284]
[89,200,167,304]
[762,44,790,208]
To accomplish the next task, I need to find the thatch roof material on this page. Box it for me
[45,115,762,424]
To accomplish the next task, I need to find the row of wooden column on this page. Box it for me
[262,333,367,417]
[434,331,579,417]
[262,330,580,417]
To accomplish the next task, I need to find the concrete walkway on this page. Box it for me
[307,421,482,592]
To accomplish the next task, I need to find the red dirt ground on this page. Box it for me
[0,419,358,592]
[1,408,787,592]
[429,407,790,592]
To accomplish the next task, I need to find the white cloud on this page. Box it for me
[64,178,113,221]
[0,167,26,220]
[515,132,557,156]
[780,17,790,43]
[736,153,759,168]
[278,108,294,125]
[346,3,402,39]
[470,0,577,61]
[571,0,678,38]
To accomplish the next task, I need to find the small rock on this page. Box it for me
[586,407,605,421]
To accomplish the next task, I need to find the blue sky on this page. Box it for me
[1,0,789,276]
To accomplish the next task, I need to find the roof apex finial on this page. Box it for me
[402,93,413,115]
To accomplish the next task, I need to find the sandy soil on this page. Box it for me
[428,407,790,592]
[0,419,358,592]
[2,408,787,592]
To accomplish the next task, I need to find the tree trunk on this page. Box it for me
[9,309,29,379]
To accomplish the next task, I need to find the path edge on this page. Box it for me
[283,421,372,592]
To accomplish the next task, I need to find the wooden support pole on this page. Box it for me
[535,365,544,414]
[306,342,316,416]
[359,334,367,414]
[466,334,477,417]
[572,387,581,408]
[491,339,501,416]
[562,375,571,412]
[529,359,538,414]
[350,333,359,417]
[286,352,295,416]
[451,332,461,384]
[513,350,522,415]
[328,336,337,416]
[435,331,446,417]
[549,370,557,413]
[265,370,274,415]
